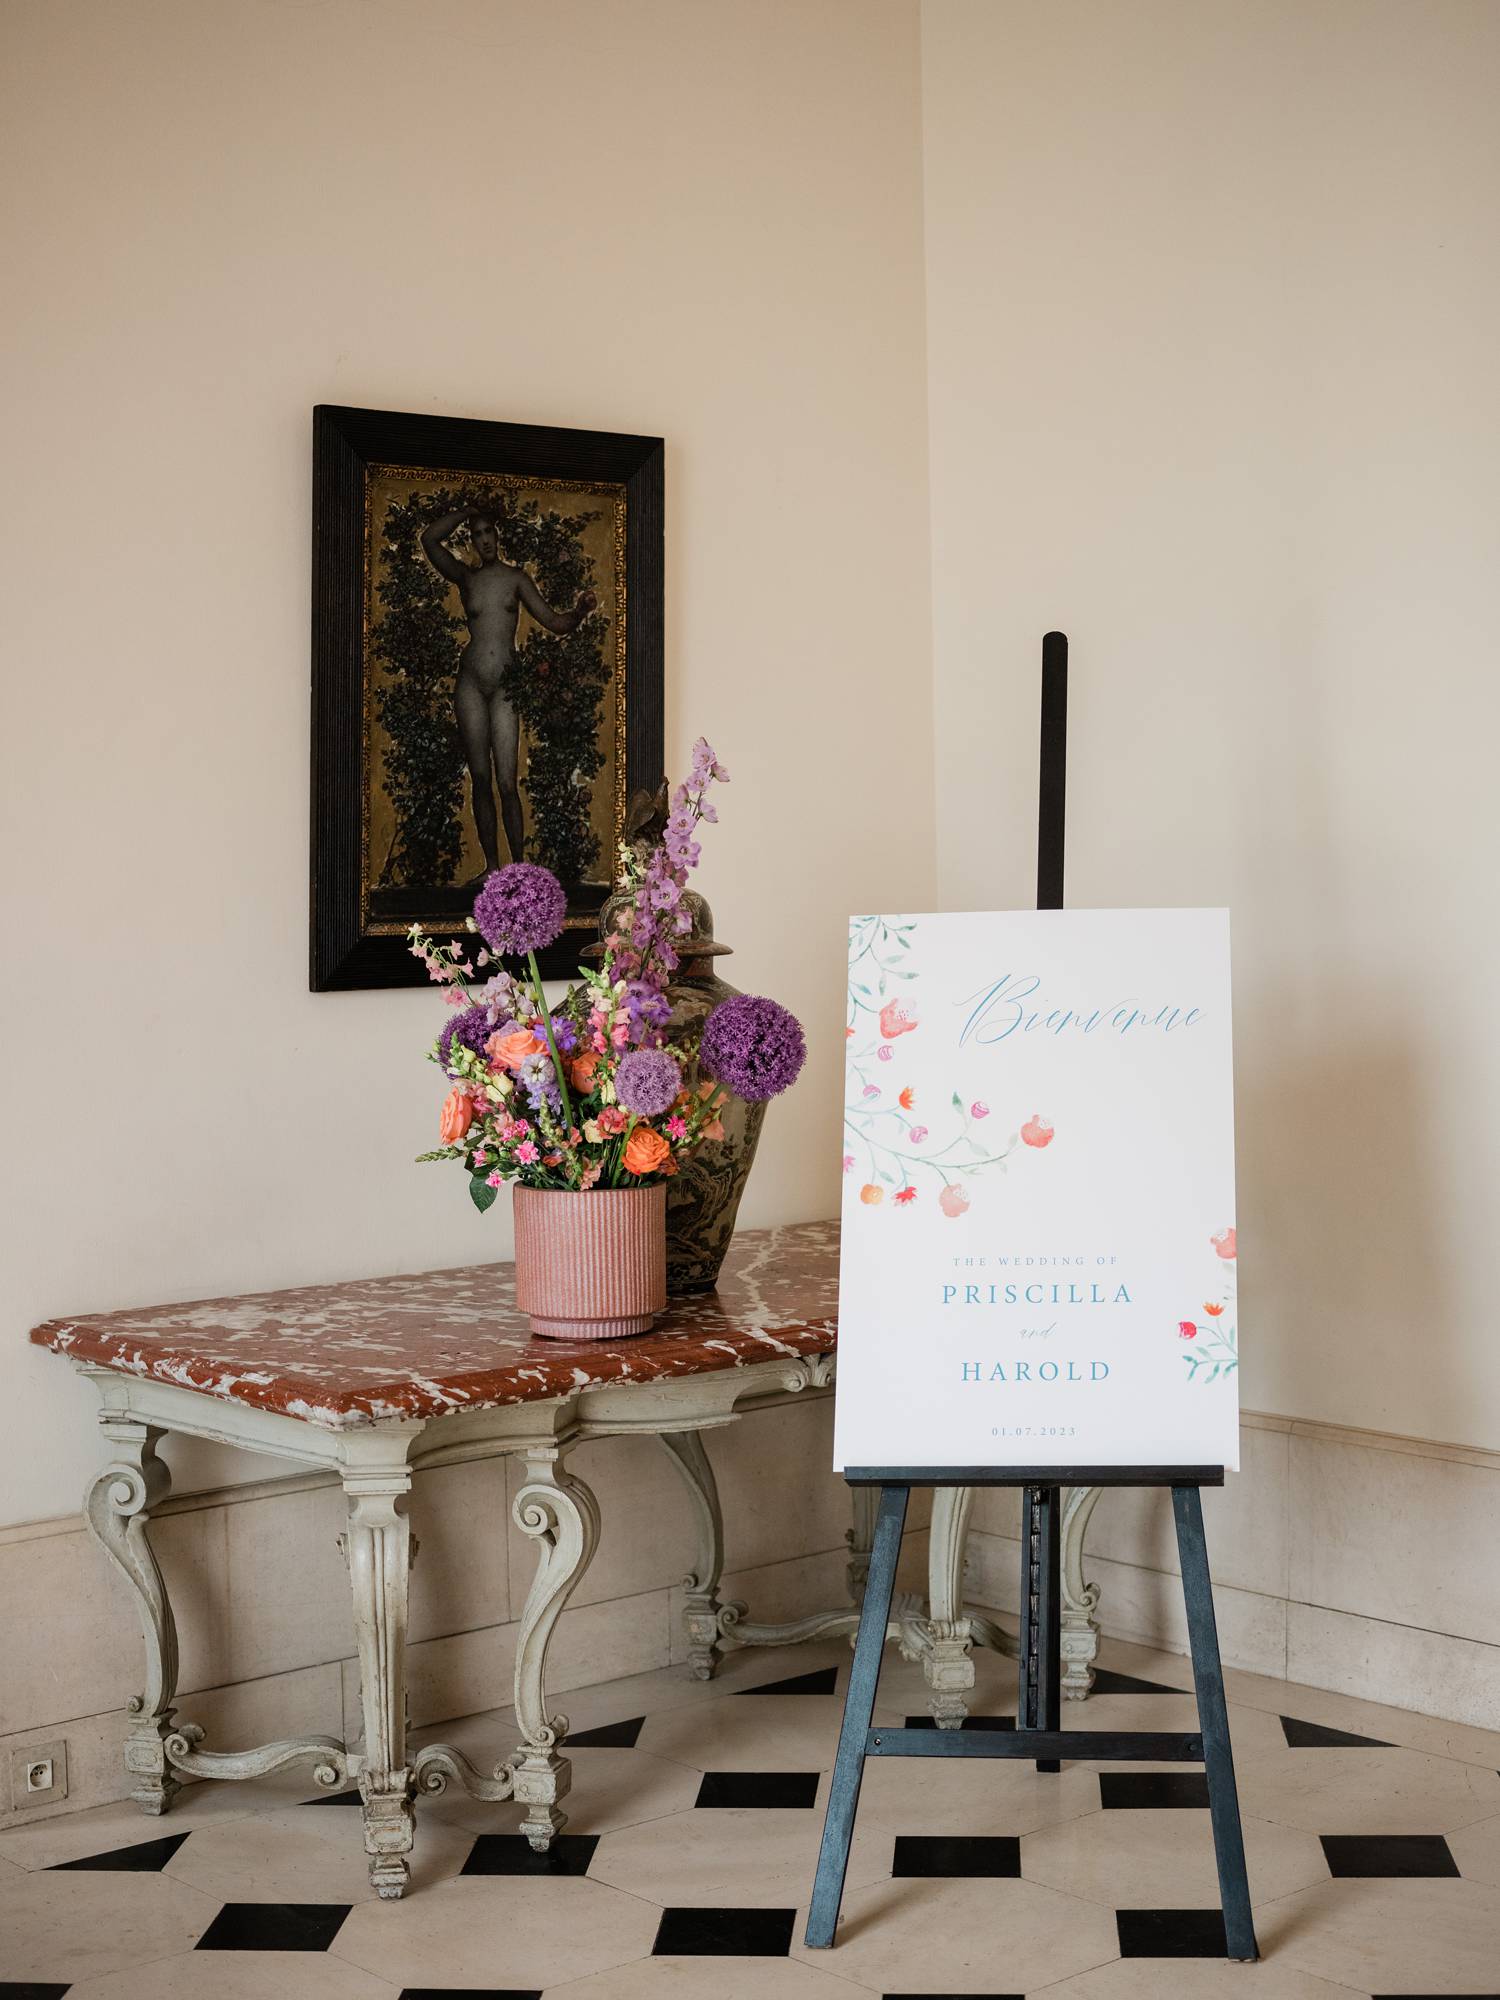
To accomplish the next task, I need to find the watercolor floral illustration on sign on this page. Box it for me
[1178,1228,1238,1380]
[844,915,1051,1213]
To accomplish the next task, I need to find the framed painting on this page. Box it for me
[311,404,664,989]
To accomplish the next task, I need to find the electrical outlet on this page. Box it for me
[10,1740,67,1808]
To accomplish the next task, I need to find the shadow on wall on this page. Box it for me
[1245,997,1454,1437]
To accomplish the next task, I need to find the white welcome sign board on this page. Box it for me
[834,909,1239,1472]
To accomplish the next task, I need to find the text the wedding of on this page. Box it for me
[835,908,1238,1471]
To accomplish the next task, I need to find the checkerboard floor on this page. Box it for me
[4,1632,1500,1997]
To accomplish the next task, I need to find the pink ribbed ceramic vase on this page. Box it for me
[512,1183,667,1341]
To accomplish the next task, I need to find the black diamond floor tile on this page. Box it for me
[195,1902,352,1951]
[903,1713,1015,1730]
[566,1714,646,1748]
[1321,1833,1459,1877]
[0,1986,73,1999]
[883,1994,1024,1999]
[738,1666,839,1696]
[1281,1714,1392,1749]
[1101,1771,1210,1810]
[299,1787,364,1806]
[49,1830,192,1870]
[653,1905,796,1955]
[695,1770,819,1808]
[892,1834,1021,1878]
[461,1833,599,1876]
[1117,1907,1228,1957]
[1090,1668,1184,1696]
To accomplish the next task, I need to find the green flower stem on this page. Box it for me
[526,950,575,1131]
[610,1114,638,1188]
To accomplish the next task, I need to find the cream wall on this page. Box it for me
[920,0,1500,1450]
[0,0,935,1526]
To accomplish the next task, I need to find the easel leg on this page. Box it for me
[1172,1486,1258,1962]
[805,1484,909,1950]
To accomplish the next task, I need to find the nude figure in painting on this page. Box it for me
[420,504,596,872]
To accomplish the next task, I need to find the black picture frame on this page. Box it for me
[310,403,664,991]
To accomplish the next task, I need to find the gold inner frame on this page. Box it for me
[359,461,629,937]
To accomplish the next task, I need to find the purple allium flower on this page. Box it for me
[473,863,567,957]
[614,1047,682,1118]
[438,1005,498,1075]
[700,994,807,1103]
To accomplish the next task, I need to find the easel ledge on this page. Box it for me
[842,1464,1225,1487]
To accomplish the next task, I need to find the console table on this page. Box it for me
[30,1220,1104,1898]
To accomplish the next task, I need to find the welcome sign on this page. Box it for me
[834,909,1238,1471]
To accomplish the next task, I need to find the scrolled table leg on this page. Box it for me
[657,1430,726,1680]
[921,1484,976,1727]
[342,1458,416,1898]
[510,1448,601,1850]
[83,1416,182,1815]
[1061,1483,1104,1698]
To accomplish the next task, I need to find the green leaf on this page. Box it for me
[469,1173,499,1214]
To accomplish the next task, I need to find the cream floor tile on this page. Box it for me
[0,1850,22,1876]
[1061,1692,1290,1766]
[0,1868,219,1984]
[1448,1809,1500,1887]
[792,1878,1119,1993]
[1257,1875,1500,1991]
[1224,1655,1500,1770]
[859,1752,1102,1836]
[414,1635,852,1757]
[331,1873,660,1989]
[164,1803,474,1903]
[1096,1627,1500,1773]
[1236,1743,1500,1833]
[546,1959,867,1999]
[588,1801,889,1907]
[420,1741,703,1838]
[1032,1960,1358,2000]
[66,1951,401,2000]
[635,1691,896,1773]
[1023,1809,1329,1908]
[0,1782,263,1869]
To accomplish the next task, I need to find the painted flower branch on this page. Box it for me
[843,932,1053,1215]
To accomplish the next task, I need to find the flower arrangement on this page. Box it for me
[411,739,807,1213]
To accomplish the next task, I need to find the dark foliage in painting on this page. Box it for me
[499,502,610,887]
[371,488,608,889]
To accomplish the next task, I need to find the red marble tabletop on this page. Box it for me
[30,1221,839,1432]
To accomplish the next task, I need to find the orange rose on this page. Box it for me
[439,1088,474,1145]
[489,1027,541,1072]
[568,1051,600,1094]
[622,1125,672,1177]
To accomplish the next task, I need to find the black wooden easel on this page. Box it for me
[807,634,1258,1963]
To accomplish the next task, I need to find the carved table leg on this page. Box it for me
[1061,1483,1104,1698]
[847,1481,879,1608]
[657,1431,726,1680]
[510,1448,601,1850]
[342,1456,415,1898]
[83,1416,182,1814]
[922,1484,976,1726]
